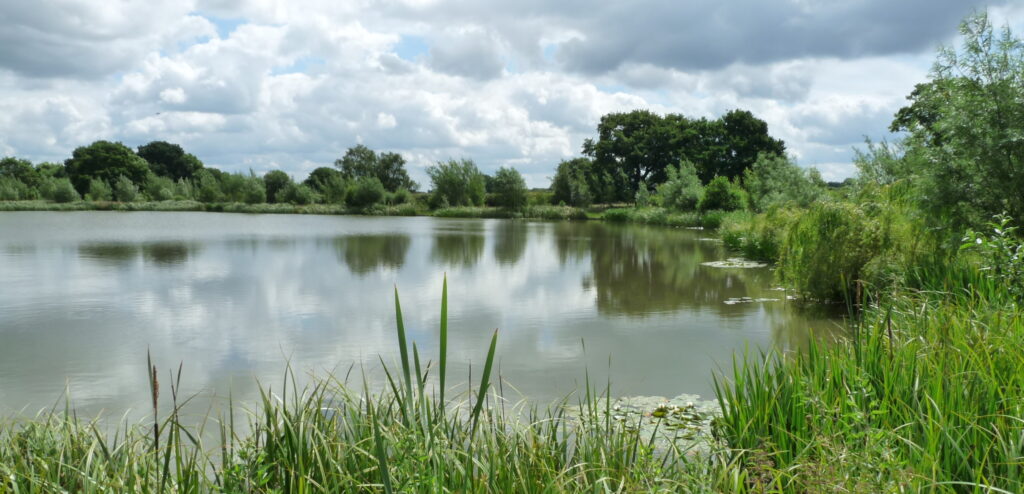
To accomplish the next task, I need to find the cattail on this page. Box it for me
[151,364,159,451]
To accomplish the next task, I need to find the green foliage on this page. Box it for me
[490,166,528,211]
[743,153,824,212]
[427,158,486,208]
[698,176,746,212]
[194,169,224,203]
[550,157,599,207]
[239,174,266,204]
[51,178,80,203]
[0,157,41,189]
[64,141,149,195]
[656,161,702,211]
[583,109,785,201]
[961,214,1024,299]
[0,176,32,200]
[136,141,203,180]
[716,257,1024,492]
[891,13,1024,228]
[142,174,175,201]
[280,183,318,205]
[336,145,417,192]
[633,181,652,207]
[86,178,113,201]
[304,167,347,203]
[263,170,292,203]
[113,175,140,202]
[385,188,410,206]
[345,177,386,209]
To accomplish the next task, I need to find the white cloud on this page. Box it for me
[0,1,1020,186]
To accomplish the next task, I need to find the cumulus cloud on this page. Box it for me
[0,0,1020,185]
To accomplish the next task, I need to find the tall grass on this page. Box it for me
[0,277,736,493]
[714,259,1024,492]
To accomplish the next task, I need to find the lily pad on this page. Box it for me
[701,258,768,268]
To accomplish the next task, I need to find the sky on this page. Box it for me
[1,1,1023,187]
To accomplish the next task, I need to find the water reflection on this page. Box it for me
[142,242,195,266]
[334,234,411,276]
[493,222,527,265]
[79,243,139,265]
[79,242,197,267]
[0,211,843,424]
[431,233,485,268]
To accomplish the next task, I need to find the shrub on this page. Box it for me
[113,175,140,202]
[195,170,224,203]
[491,167,528,211]
[386,188,410,205]
[346,177,386,209]
[52,178,80,203]
[86,178,113,201]
[743,153,824,212]
[240,175,266,204]
[656,161,703,211]
[281,183,319,205]
[634,182,652,208]
[427,159,486,208]
[698,176,746,211]
[0,176,32,200]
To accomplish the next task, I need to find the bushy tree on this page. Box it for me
[345,177,386,209]
[86,178,113,201]
[491,167,528,211]
[263,170,292,203]
[51,178,80,203]
[427,158,486,208]
[143,173,175,201]
[280,183,318,205]
[0,177,31,200]
[699,176,746,211]
[64,141,149,195]
[136,141,203,180]
[743,153,825,212]
[583,109,785,200]
[891,13,1024,228]
[240,174,266,204]
[0,157,41,189]
[113,175,140,202]
[656,161,703,211]
[336,145,416,192]
[550,157,602,207]
[304,167,347,204]
[194,169,224,203]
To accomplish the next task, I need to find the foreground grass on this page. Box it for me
[0,279,743,493]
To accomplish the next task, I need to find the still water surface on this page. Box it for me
[0,211,842,419]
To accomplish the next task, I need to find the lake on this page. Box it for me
[0,211,842,419]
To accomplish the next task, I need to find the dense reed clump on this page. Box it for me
[714,249,1024,492]
[0,278,738,493]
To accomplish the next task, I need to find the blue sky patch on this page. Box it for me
[394,35,430,61]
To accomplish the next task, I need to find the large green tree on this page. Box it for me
[890,13,1024,228]
[427,158,486,207]
[137,141,204,181]
[0,157,40,188]
[335,145,417,192]
[583,109,784,201]
[64,141,150,194]
[263,170,293,204]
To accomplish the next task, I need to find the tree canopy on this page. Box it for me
[335,145,417,192]
[582,109,784,201]
[137,141,204,181]
[64,141,150,194]
[888,12,1024,228]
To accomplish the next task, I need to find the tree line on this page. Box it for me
[1,106,808,214]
